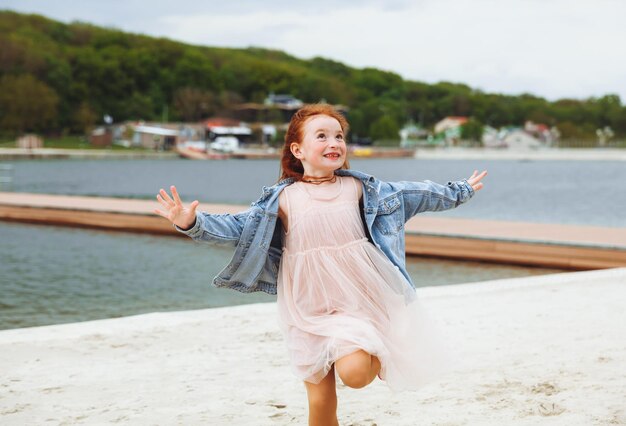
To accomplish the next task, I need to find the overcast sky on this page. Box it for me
[3,0,625,101]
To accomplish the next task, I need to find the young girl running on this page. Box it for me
[154,104,487,425]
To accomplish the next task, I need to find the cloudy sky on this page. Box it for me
[4,0,625,101]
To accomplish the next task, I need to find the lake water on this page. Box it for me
[1,157,624,227]
[0,221,564,330]
[0,158,623,330]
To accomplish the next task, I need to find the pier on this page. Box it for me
[1,191,624,270]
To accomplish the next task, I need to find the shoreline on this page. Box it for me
[1,268,625,424]
[1,147,625,161]
[414,146,626,161]
[2,192,625,269]
[0,148,177,160]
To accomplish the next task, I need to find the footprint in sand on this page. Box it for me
[41,386,64,394]
[1,403,31,415]
[269,412,287,419]
[538,402,565,416]
[531,382,560,396]
[267,400,287,409]
[259,331,282,342]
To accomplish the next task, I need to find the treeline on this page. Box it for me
[1,10,625,140]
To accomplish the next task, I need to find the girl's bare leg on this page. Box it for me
[304,364,339,426]
[335,349,381,389]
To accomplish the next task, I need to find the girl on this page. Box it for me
[154,104,487,425]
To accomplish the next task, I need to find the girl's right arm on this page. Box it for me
[154,185,247,247]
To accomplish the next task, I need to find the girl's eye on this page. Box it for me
[317,133,326,139]
[336,134,344,140]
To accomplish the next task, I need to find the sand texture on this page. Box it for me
[1,268,625,425]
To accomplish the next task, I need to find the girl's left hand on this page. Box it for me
[467,170,488,191]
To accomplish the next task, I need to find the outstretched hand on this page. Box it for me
[467,170,488,192]
[153,185,199,230]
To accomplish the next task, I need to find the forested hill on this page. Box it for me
[0,10,624,139]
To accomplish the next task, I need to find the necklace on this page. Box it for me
[299,175,343,200]
[301,174,337,185]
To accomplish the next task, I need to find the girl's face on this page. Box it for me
[291,115,347,177]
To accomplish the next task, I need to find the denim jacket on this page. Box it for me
[175,169,475,295]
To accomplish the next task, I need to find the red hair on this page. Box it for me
[279,104,350,181]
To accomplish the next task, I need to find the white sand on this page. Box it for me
[1,268,625,425]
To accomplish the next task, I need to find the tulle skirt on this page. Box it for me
[276,238,453,392]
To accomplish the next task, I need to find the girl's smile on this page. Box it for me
[292,114,347,177]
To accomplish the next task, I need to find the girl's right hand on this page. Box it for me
[153,185,199,230]
[467,169,488,192]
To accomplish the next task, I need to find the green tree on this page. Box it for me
[2,11,626,140]
[173,88,218,122]
[123,92,155,121]
[346,109,366,139]
[594,94,623,132]
[555,121,595,140]
[461,118,485,144]
[173,50,220,91]
[354,68,403,99]
[0,74,59,133]
[72,102,97,134]
[370,115,399,142]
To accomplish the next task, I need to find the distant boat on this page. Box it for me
[176,144,281,160]
[175,145,230,160]
[350,147,416,158]
[230,149,280,160]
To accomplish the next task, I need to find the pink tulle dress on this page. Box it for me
[276,175,452,392]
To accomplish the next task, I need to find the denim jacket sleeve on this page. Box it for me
[173,209,251,247]
[383,179,475,221]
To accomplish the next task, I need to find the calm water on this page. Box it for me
[1,157,625,226]
[0,158,623,330]
[0,221,564,331]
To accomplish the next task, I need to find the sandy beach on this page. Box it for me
[1,267,625,425]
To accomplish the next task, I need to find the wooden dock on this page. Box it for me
[1,192,625,270]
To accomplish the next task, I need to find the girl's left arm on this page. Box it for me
[388,170,487,220]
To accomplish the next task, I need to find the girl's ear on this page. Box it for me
[290,142,302,159]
